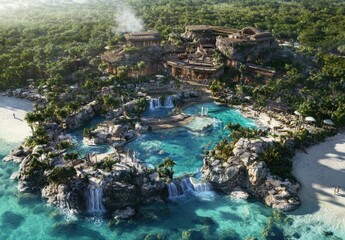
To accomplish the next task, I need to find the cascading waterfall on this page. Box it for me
[149,96,174,111]
[149,98,161,111]
[167,182,181,198]
[200,106,208,117]
[167,177,212,200]
[189,177,211,192]
[163,96,174,108]
[87,184,106,215]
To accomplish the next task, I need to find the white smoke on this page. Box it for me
[114,3,144,33]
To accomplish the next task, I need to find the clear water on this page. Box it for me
[142,106,174,118]
[127,102,256,176]
[68,116,113,157]
[1,103,344,240]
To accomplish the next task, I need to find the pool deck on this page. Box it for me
[141,91,215,130]
[141,114,193,130]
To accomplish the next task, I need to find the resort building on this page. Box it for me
[102,26,279,82]
[216,27,277,61]
[124,31,162,48]
[166,60,224,82]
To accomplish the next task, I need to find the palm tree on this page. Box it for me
[137,61,145,77]
[158,157,176,180]
[24,112,42,132]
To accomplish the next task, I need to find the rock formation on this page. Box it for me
[202,137,300,211]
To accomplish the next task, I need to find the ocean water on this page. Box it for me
[0,102,344,239]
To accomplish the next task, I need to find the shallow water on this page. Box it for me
[0,103,344,239]
[127,102,256,176]
[68,116,113,157]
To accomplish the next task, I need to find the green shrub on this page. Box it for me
[57,140,73,150]
[47,166,77,184]
[259,142,294,179]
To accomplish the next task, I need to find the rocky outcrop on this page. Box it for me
[113,207,136,220]
[3,146,28,163]
[3,88,45,102]
[83,122,142,147]
[103,181,140,210]
[202,137,300,211]
[71,153,167,216]
[65,101,101,129]
[41,181,86,214]
[100,161,166,211]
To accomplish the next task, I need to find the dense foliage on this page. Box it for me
[1,0,344,127]
[1,0,345,89]
[259,142,294,179]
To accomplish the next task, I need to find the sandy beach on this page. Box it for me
[0,96,33,144]
[292,132,345,232]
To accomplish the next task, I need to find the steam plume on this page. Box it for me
[114,3,144,33]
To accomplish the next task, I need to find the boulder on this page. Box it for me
[230,188,249,200]
[103,182,140,210]
[41,182,84,213]
[202,137,301,211]
[248,161,268,186]
[113,207,136,220]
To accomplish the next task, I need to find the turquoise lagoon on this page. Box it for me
[0,102,344,239]
[68,117,113,157]
[127,102,256,176]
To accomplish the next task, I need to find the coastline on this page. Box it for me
[0,96,33,145]
[291,132,345,233]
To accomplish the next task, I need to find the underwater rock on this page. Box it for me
[144,232,167,240]
[262,224,285,240]
[323,231,333,237]
[1,211,25,230]
[50,221,106,240]
[181,229,205,240]
[292,232,301,239]
[218,228,241,240]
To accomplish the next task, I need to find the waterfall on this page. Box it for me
[167,182,181,199]
[181,177,194,192]
[149,96,174,111]
[87,184,106,215]
[189,177,211,192]
[200,107,208,117]
[163,96,174,108]
[149,98,161,111]
[167,177,212,200]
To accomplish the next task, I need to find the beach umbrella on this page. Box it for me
[294,110,301,116]
[323,119,335,126]
[305,116,316,122]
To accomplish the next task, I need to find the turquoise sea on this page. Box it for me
[0,102,344,239]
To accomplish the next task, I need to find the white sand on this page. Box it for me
[238,106,288,130]
[0,96,33,144]
[292,132,345,233]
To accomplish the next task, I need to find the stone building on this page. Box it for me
[166,60,224,82]
[124,31,162,48]
[216,27,278,62]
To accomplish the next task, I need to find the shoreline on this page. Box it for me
[291,132,345,233]
[0,96,33,145]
